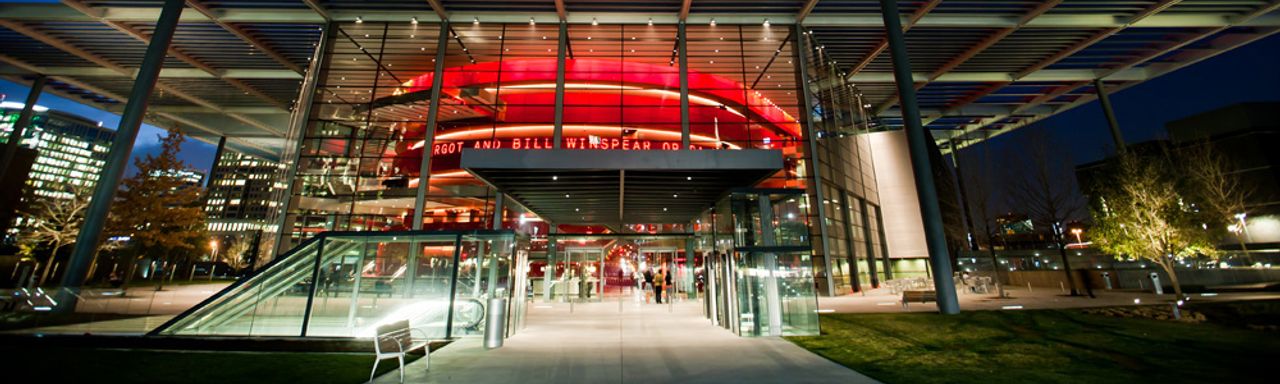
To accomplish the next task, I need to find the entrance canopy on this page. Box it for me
[461,149,782,225]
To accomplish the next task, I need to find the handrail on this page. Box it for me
[147,235,326,335]
[147,229,519,336]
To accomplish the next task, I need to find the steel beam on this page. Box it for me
[553,21,568,148]
[58,0,184,305]
[792,24,834,297]
[873,1,1063,114]
[59,0,290,109]
[1094,79,1124,151]
[183,0,305,73]
[0,19,282,135]
[677,21,690,149]
[412,21,451,230]
[848,0,941,77]
[878,0,959,314]
[946,0,1278,144]
[935,1,1184,129]
[6,4,1280,28]
[0,74,45,184]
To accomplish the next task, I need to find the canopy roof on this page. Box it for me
[1,0,1276,158]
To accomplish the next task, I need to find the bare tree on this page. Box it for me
[1004,130,1087,295]
[1180,142,1255,262]
[18,185,92,286]
[959,141,1007,297]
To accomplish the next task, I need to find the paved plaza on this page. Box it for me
[373,299,881,384]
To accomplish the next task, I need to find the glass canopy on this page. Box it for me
[152,230,527,339]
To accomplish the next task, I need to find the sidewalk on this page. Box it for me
[374,299,881,384]
[819,285,1280,313]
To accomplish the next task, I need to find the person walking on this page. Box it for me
[653,268,666,304]
[643,268,655,303]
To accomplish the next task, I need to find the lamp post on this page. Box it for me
[1070,228,1083,245]
[209,240,219,281]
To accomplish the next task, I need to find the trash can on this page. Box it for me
[485,297,508,349]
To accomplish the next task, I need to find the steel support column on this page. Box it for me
[271,22,333,256]
[553,21,568,149]
[878,0,960,314]
[677,21,691,149]
[58,0,185,302]
[792,24,836,297]
[412,21,451,229]
[1094,79,1125,151]
[0,75,46,183]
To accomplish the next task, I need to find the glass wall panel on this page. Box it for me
[155,231,523,340]
[451,234,514,336]
[156,238,323,336]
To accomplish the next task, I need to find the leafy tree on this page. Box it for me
[1090,150,1226,299]
[108,129,207,288]
[222,236,254,271]
[18,185,91,286]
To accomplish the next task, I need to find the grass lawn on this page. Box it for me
[787,303,1280,384]
[0,347,421,384]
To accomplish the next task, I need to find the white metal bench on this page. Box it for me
[371,319,431,383]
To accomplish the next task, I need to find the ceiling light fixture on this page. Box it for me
[411,17,418,25]
[763,18,770,27]
[530,17,536,26]
[355,16,363,24]
[709,18,716,26]
[592,18,599,26]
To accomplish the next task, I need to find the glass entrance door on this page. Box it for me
[559,248,604,302]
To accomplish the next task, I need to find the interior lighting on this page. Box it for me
[709,18,716,26]
[592,18,599,26]
[530,17,536,25]
[355,16,363,24]
[763,18,770,27]
[473,17,480,25]
[552,175,558,181]
[412,17,419,25]
[648,18,654,26]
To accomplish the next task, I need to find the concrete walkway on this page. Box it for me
[374,299,880,384]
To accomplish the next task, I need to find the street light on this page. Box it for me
[1070,228,1083,244]
[209,240,219,281]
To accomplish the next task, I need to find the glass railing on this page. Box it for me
[150,230,524,339]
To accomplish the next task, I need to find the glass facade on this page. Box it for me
[262,21,888,327]
[155,230,523,338]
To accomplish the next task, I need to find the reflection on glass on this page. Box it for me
[155,231,522,340]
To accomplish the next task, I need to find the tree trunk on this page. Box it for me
[986,240,1006,298]
[1055,236,1079,296]
[36,244,62,287]
[1162,260,1185,300]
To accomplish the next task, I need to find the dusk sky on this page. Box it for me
[969,33,1280,166]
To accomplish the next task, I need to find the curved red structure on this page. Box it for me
[377,58,803,178]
